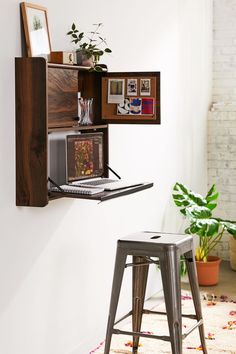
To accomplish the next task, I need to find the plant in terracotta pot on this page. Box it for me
[67,22,112,71]
[172,183,236,285]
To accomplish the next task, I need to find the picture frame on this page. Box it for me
[127,79,138,96]
[107,79,125,104]
[140,78,151,96]
[21,2,52,57]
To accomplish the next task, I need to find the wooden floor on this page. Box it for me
[182,260,236,298]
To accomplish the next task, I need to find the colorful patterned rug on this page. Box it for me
[91,293,236,353]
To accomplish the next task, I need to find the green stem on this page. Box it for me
[208,228,225,254]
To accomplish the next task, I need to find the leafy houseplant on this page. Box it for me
[172,183,236,285]
[67,22,112,71]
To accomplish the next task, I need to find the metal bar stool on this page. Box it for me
[104,231,208,354]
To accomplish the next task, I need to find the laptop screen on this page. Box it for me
[66,133,104,183]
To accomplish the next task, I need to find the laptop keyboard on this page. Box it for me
[79,178,116,186]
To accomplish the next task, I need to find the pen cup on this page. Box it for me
[78,97,94,125]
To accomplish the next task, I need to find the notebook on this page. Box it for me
[66,133,143,191]
[50,184,104,195]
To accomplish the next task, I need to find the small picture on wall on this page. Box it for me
[140,78,151,96]
[127,79,138,96]
[108,79,125,103]
[130,98,142,115]
[142,98,154,115]
[117,98,131,115]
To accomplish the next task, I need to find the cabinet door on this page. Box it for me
[101,72,160,124]
[15,58,48,207]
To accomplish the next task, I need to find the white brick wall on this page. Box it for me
[209,0,236,259]
[213,0,236,103]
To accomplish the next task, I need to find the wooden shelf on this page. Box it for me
[49,183,153,202]
[15,57,156,207]
[48,124,108,133]
[48,63,91,70]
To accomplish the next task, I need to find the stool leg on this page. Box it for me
[160,250,182,354]
[104,246,127,354]
[185,250,208,354]
[132,256,149,353]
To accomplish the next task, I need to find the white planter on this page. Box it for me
[229,237,236,271]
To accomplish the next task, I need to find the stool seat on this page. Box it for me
[119,231,193,251]
[104,231,208,354]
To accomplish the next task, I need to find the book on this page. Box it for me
[51,185,104,195]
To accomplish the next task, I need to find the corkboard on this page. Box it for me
[101,72,160,124]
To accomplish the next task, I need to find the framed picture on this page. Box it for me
[127,79,138,96]
[140,78,151,96]
[117,98,131,115]
[107,79,125,104]
[21,2,51,57]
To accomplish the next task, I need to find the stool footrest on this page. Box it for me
[182,319,203,339]
[113,319,203,343]
[143,309,197,320]
[113,328,170,342]
[114,310,133,326]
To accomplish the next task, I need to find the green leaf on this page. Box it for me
[205,219,220,236]
[72,23,76,31]
[206,193,219,202]
[94,65,103,72]
[206,184,217,200]
[185,222,201,234]
[188,206,212,219]
[206,203,217,211]
[174,200,184,207]
[221,221,236,237]
[196,219,220,237]
[180,208,186,215]
[67,31,73,35]
[72,34,78,39]
[104,48,112,53]
[173,194,186,201]
[172,183,207,216]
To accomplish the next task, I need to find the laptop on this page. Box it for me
[66,132,143,191]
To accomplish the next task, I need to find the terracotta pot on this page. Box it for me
[196,256,221,286]
[229,237,236,271]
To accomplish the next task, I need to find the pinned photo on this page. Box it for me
[130,98,142,115]
[127,79,138,96]
[140,78,151,96]
[108,79,125,104]
[117,98,131,115]
[141,98,154,115]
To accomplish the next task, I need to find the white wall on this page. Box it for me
[0,1,212,353]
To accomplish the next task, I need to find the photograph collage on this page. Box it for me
[107,78,155,116]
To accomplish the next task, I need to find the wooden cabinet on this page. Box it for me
[15,58,159,207]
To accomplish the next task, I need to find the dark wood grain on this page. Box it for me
[15,58,48,206]
[78,71,103,125]
[48,67,78,128]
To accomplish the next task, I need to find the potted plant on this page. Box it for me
[172,182,236,285]
[67,22,112,71]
